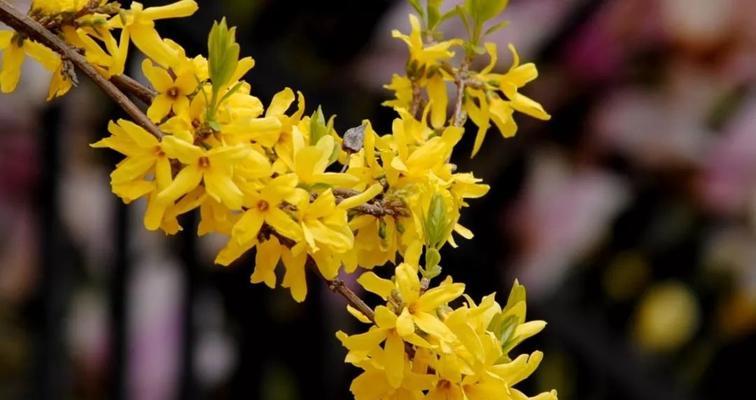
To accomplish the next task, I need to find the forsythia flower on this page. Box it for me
[339,275,557,400]
[109,0,199,70]
[466,43,551,156]
[142,58,199,122]
[1,1,555,397]
[0,31,71,97]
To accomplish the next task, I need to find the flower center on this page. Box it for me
[257,200,269,211]
[154,146,165,157]
[167,87,179,99]
[198,156,210,168]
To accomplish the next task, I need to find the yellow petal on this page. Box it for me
[231,208,264,244]
[148,94,173,122]
[112,180,154,203]
[252,237,281,288]
[338,327,386,352]
[395,308,415,337]
[23,40,59,71]
[160,135,202,163]
[374,306,398,330]
[384,332,405,389]
[427,74,447,129]
[141,58,173,92]
[215,236,254,266]
[130,26,177,68]
[281,248,308,302]
[157,164,203,203]
[110,155,155,184]
[337,183,383,210]
[142,0,199,21]
[119,119,159,148]
[417,282,465,312]
[266,87,295,117]
[413,311,456,342]
[1,43,24,93]
[346,305,372,324]
[144,194,169,231]
[203,166,243,210]
[357,271,393,299]
[0,31,13,49]
[265,208,302,241]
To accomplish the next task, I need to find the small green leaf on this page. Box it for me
[310,106,328,145]
[423,247,442,279]
[484,19,509,36]
[208,18,240,92]
[427,0,443,29]
[504,280,527,313]
[424,192,451,248]
[408,0,424,17]
[465,0,509,24]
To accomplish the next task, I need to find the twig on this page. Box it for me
[409,78,424,120]
[332,188,409,218]
[111,74,156,105]
[307,258,375,322]
[258,224,376,322]
[450,59,471,127]
[0,0,163,139]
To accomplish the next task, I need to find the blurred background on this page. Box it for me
[1,0,756,399]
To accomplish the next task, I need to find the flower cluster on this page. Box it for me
[0,0,556,398]
[340,266,556,400]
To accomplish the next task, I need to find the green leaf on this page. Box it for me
[208,18,240,93]
[427,0,443,29]
[484,19,509,36]
[408,0,424,17]
[423,247,442,279]
[454,5,475,45]
[465,0,509,24]
[310,106,328,145]
[424,192,451,248]
[504,279,527,313]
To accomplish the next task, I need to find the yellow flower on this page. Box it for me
[142,58,198,122]
[109,0,199,69]
[293,133,358,188]
[349,361,435,400]
[296,189,353,255]
[30,0,87,15]
[0,32,66,95]
[382,74,412,111]
[157,136,250,210]
[230,173,305,245]
[91,119,169,200]
[359,263,463,344]
[466,43,550,157]
[392,14,461,70]
[337,305,432,388]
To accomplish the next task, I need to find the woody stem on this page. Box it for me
[0,0,163,139]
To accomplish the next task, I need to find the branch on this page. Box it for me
[333,188,409,218]
[111,74,156,105]
[0,0,163,139]
[258,224,376,322]
[450,59,471,127]
[307,258,376,322]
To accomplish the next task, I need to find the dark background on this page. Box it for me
[1,0,755,399]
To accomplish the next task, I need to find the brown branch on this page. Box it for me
[332,188,409,218]
[450,59,471,128]
[0,0,163,139]
[258,224,376,322]
[307,258,376,322]
[111,74,156,105]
